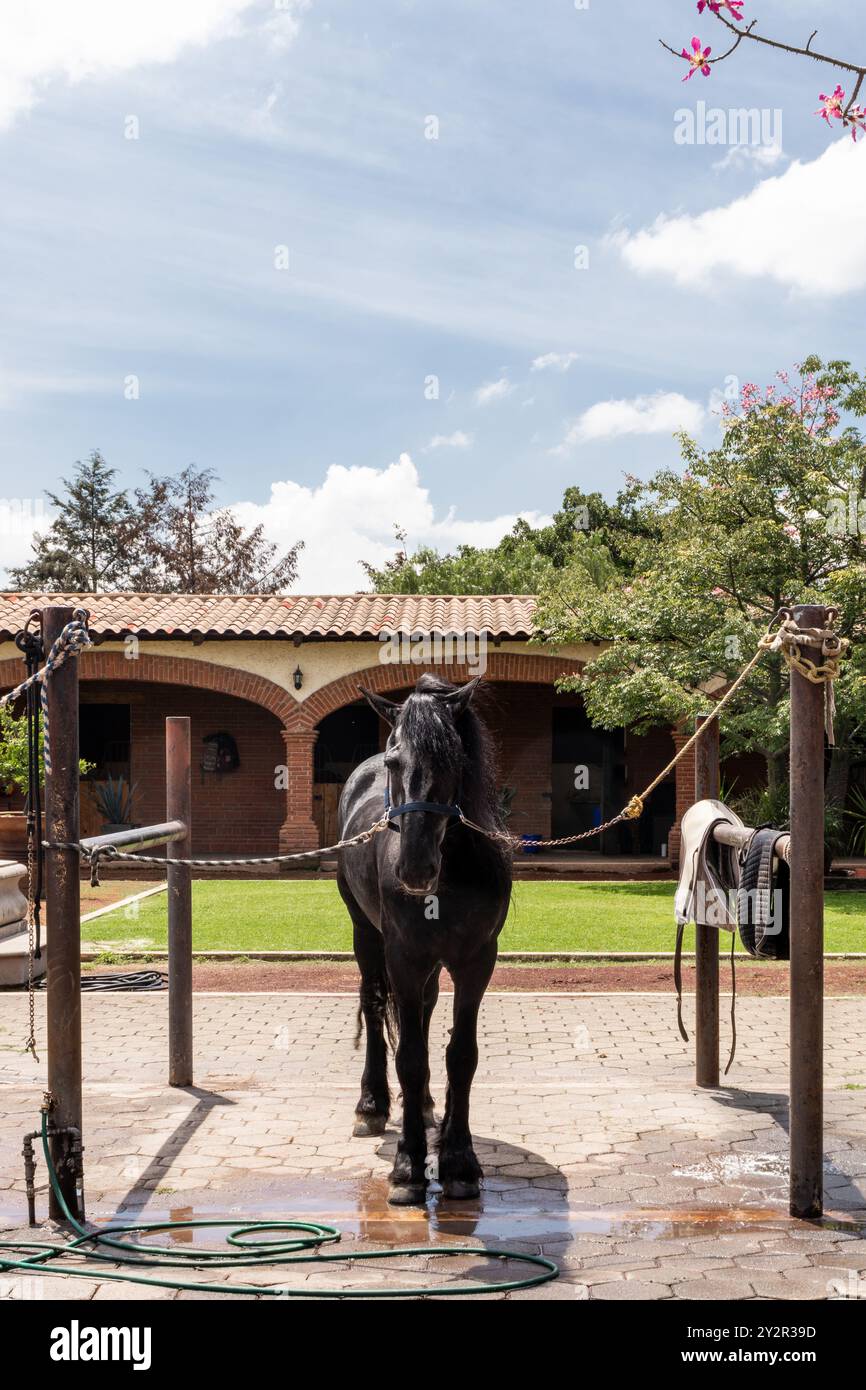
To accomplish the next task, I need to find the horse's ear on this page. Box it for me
[358,685,401,726]
[438,676,482,718]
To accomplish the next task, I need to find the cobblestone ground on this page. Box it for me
[1,991,865,1300]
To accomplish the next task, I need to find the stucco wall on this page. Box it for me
[0,635,597,707]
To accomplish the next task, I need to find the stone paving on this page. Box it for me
[1,989,865,1300]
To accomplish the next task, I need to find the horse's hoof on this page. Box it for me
[352,1114,388,1137]
[441,1179,480,1200]
[387,1182,427,1206]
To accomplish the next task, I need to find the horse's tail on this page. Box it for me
[383,973,398,1050]
[353,970,398,1051]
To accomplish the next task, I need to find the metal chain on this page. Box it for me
[457,800,643,851]
[762,610,849,742]
[25,839,38,1062]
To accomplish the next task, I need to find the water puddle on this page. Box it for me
[68,1174,866,1250]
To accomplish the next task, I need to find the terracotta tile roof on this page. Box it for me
[0,592,538,641]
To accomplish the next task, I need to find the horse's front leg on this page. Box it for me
[438,945,496,1199]
[387,962,433,1205]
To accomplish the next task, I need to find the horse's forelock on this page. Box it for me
[396,677,500,827]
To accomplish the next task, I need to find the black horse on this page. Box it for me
[337,674,512,1205]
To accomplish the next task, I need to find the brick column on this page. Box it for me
[668,730,695,868]
[279,729,320,853]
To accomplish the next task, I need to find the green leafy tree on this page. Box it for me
[362,527,555,594]
[9,451,138,591]
[362,488,629,594]
[536,357,866,801]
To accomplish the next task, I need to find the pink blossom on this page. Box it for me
[846,104,866,141]
[681,36,712,80]
[697,1,745,18]
[816,85,845,125]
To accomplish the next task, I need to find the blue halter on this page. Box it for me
[384,782,462,827]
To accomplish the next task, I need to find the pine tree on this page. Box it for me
[10,452,138,591]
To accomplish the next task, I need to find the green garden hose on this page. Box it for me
[0,1113,558,1298]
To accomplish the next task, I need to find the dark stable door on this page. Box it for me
[550,705,624,852]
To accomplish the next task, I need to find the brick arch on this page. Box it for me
[0,649,298,725]
[297,651,585,732]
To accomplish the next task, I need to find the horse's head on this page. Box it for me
[360,675,481,894]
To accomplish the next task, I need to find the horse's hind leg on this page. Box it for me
[347,907,391,1138]
[438,945,496,1199]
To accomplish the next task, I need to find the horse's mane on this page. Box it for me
[400,674,502,830]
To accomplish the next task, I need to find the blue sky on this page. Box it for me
[0,0,864,588]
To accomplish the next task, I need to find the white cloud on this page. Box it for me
[555,390,705,450]
[474,377,514,406]
[0,499,53,575]
[531,352,579,373]
[229,453,549,590]
[712,139,785,173]
[612,137,866,296]
[426,431,474,450]
[0,1,310,130]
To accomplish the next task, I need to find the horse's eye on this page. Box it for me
[384,750,400,769]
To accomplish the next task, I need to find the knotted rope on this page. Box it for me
[0,608,92,773]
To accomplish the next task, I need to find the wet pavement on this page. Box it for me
[1,990,865,1299]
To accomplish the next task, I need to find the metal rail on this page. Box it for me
[711,822,791,864]
[80,820,186,855]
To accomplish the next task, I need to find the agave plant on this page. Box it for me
[93,774,137,827]
[846,786,866,858]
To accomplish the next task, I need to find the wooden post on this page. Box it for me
[789,604,827,1218]
[43,605,83,1220]
[694,713,720,1089]
[166,717,193,1087]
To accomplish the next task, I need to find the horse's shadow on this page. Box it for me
[366,1129,571,1248]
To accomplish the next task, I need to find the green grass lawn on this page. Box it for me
[81,879,866,954]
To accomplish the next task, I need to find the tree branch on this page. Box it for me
[661,8,865,83]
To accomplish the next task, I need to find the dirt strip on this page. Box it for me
[82,958,866,994]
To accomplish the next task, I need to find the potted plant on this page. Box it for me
[93,774,138,833]
[0,706,94,854]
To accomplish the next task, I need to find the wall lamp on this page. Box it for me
[293,665,304,691]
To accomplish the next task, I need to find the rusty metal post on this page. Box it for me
[789,604,828,1219]
[695,713,720,1088]
[166,717,193,1087]
[43,605,83,1219]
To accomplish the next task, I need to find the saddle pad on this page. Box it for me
[737,827,790,961]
